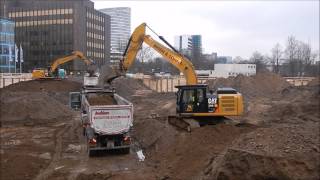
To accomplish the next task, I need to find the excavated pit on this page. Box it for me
[0,72,319,180]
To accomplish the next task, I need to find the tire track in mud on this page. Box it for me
[34,122,71,180]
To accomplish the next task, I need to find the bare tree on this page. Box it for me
[233,56,244,63]
[285,36,299,76]
[137,45,155,63]
[250,51,266,72]
[271,43,282,74]
[298,41,312,76]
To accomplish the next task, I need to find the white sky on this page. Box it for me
[93,0,319,59]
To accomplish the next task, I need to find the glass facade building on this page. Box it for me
[0,18,16,73]
[100,7,131,64]
[4,0,110,72]
[174,34,202,59]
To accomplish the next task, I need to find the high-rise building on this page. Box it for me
[174,34,202,59]
[174,35,192,57]
[0,18,16,73]
[4,0,110,72]
[191,35,202,59]
[99,7,131,64]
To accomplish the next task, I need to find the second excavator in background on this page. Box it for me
[32,51,94,80]
[107,23,244,131]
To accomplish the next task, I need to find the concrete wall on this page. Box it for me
[0,73,32,88]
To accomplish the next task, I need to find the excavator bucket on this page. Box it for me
[168,116,200,132]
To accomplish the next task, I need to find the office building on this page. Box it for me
[174,35,192,57]
[217,56,233,64]
[100,7,131,64]
[174,34,202,59]
[0,18,16,73]
[4,0,110,72]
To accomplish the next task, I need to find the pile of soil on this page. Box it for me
[1,79,81,93]
[208,72,291,100]
[0,80,81,126]
[112,77,151,100]
[87,95,117,105]
[203,80,320,180]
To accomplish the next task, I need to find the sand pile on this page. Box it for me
[208,72,291,100]
[0,80,81,126]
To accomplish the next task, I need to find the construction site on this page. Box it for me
[0,70,319,180]
[0,1,319,178]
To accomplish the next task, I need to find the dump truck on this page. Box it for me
[70,83,133,156]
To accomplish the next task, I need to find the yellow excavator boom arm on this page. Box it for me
[50,51,92,73]
[120,23,198,85]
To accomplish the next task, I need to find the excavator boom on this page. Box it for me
[50,51,93,73]
[112,23,197,85]
[32,51,93,79]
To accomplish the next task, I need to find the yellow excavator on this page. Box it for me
[109,23,244,131]
[32,51,94,79]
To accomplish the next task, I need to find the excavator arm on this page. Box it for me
[119,23,198,85]
[50,51,93,73]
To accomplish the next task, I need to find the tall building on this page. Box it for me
[191,35,202,59]
[0,18,16,73]
[174,35,192,57]
[174,34,202,59]
[99,7,131,64]
[4,0,110,72]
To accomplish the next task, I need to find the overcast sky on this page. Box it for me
[93,0,319,59]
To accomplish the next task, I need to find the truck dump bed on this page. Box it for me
[83,92,133,135]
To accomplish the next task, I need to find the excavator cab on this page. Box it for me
[176,85,208,114]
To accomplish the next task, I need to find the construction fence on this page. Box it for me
[135,75,212,93]
[0,73,32,88]
[133,74,316,93]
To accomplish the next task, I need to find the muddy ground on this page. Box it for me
[0,73,319,180]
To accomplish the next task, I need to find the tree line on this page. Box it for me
[128,36,319,77]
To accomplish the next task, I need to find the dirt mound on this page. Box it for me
[203,123,320,180]
[205,149,318,180]
[87,95,117,105]
[0,92,73,125]
[112,77,151,100]
[208,72,290,100]
[0,79,81,93]
[0,79,81,126]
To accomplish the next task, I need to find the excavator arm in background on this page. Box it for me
[32,51,94,79]
[50,51,93,73]
[110,23,198,85]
